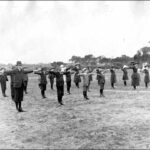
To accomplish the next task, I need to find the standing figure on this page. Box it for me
[142,64,150,88]
[121,65,129,86]
[79,68,94,100]
[49,67,65,105]
[64,67,74,94]
[97,68,106,97]
[0,68,8,97]
[23,73,28,94]
[87,74,93,92]
[110,67,117,88]
[130,63,140,90]
[34,67,48,99]
[74,70,81,88]
[5,61,33,112]
[9,66,15,101]
[48,70,55,90]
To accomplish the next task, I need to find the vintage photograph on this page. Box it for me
[0,1,150,149]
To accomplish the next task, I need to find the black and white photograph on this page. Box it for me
[1,1,150,149]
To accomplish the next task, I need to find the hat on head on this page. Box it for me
[123,65,128,69]
[60,65,64,68]
[16,61,22,66]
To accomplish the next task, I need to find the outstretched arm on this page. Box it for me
[24,69,33,74]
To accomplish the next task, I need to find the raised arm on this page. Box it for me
[24,69,33,74]
[34,69,42,75]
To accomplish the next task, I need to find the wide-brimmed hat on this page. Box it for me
[16,61,22,66]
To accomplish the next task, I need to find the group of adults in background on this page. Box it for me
[0,60,149,112]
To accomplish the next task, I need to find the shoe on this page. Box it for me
[18,108,24,112]
[59,102,64,105]
[42,95,46,98]
[86,97,89,100]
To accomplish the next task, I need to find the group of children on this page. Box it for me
[0,61,149,112]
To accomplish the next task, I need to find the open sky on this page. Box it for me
[1,1,150,64]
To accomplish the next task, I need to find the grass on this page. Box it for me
[0,69,150,149]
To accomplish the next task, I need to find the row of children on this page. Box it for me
[0,61,149,112]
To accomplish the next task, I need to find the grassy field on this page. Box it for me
[1,70,150,149]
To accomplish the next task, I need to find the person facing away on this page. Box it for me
[0,68,8,97]
[5,61,33,112]
[34,67,49,99]
[121,65,129,86]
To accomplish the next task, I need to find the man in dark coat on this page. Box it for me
[5,61,33,112]
[34,67,49,98]
[0,68,8,97]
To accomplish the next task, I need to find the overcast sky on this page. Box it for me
[1,1,150,64]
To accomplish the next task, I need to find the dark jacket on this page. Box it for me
[74,72,81,83]
[49,71,64,87]
[64,71,72,82]
[34,70,48,84]
[6,69,33,88]
[48,73,55,81]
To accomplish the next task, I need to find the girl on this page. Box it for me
[79,68,94,100]
[110,66,117,88]
[34,67,48,98]
[121,65,129,86]
[130,62,140,90]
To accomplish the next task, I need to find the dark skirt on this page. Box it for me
[14,84,24,102]
[144,74,150,83]
[111,74,116,84]
[122,74,128,81]
[100,83,105,89]
[131,73,140,86]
